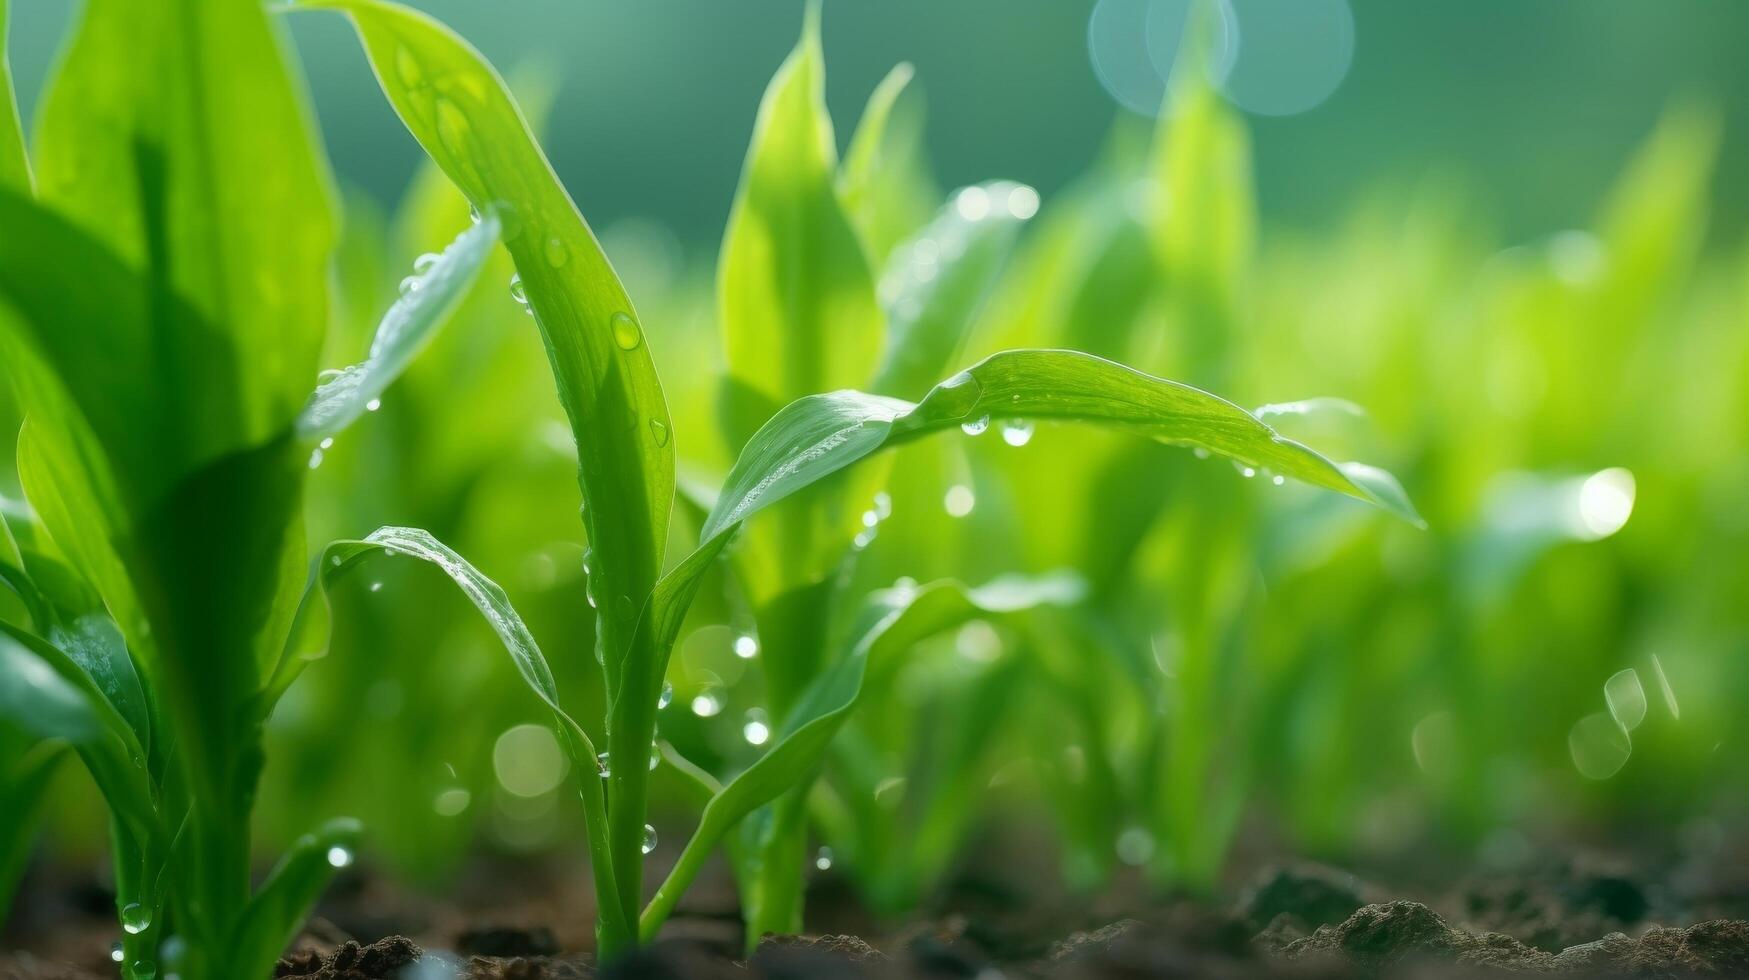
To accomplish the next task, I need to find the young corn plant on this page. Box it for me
[316,0,1418,954]
[0,1,540,974]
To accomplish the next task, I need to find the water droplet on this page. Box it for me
[1193,447,1211,460]
[1238,465,1257,479]
[648,418,670,446]
[597,751,614,778]
[468,204,481,225]
[930,371,984,418]
[611,312,642,350]
[316,368,345,383]
[1271,474,1286,486]
[853,527,877,549]
[1006,184,1041,220]
[960,414,990,436]
[111,943,125,963]
[368,581,383,593]
[412,252,441,275]
[433,788,471,816]
[641,824,658,854]
[1000,419,1034,447]
[743,709,771,746]
[128,960,156,980]
[307,449,324,469]
[814,846,834,871]
[365,398,382,412]
[944,484,976,518]
[398,275,422,296]
[648,744,661,771]
[325,846,354,869]
[733,634,758,659]
[319,437,335,450]
[509,273,529,309]
[544,236,568,267]
[1605,668,1648,732]
[121,903,151,935]
[691,689,724,717]
[861,509,879,528]
[658,682,673,709]
[873,492,893,520]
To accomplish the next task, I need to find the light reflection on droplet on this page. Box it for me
[733,634,759,660]
[325,845,354,869]
[814,846,834,871]
[1604,668,1647,733]
[691,689,725,718]
[1000,419,1034,447]
[954,186,991,221]
[1569,712,1631,780]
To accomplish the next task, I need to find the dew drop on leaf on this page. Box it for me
[641,824,658,854]
[325,845,354,868]
[960,414,990,436]
[658,682,673,709]
[743,709,771,746]
[509,273,528,309]
[648,418,670,446]
[120,903,151,935]
[111,943,125,963]
[412,252,440,275]
[648,744,661,771]
[398,275,422,296]
[733,634,758,659]
[545,236,568,268]
[814,846,834,871]
[1000,419,1034,447]
[365,398,382,413]
[611,312,642,350]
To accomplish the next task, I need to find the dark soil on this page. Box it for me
[7,848,1749,979]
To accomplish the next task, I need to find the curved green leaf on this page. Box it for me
[0,739,60,927]
[839,62,936,263]
[304,0,674,690]
[702,349,1423,545]
[297,212,501,441]
[0,623,154,831]
[718,3,882,448]
[231,817,362,980]
[0,0,29,193]
[638,572,1082,938]
[871,181,1032,398]
[264,526,629,946]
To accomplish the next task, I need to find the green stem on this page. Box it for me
[740,788,809,951]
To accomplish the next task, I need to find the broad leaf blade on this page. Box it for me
[702,349,1423,544]
[309,0,673,680]
[718,5,882,448]
[871,181,1032,398]
[839,62,936,264]
[297,213,501,441]
[33,0,335,456]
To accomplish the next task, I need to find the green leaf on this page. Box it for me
[32,0,335,456]
[702,349,1423,546]
[0,623,154,832]
[305,0,673,682]
[264,526,631,946]
[230,817,362,980]
[839,63,937,264]
[638,573,1081,938]
[870,181,1032,398]
[0,0,29,194]
[718,3,882,448]
[297,212,500,441]
[19,550,150,743]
